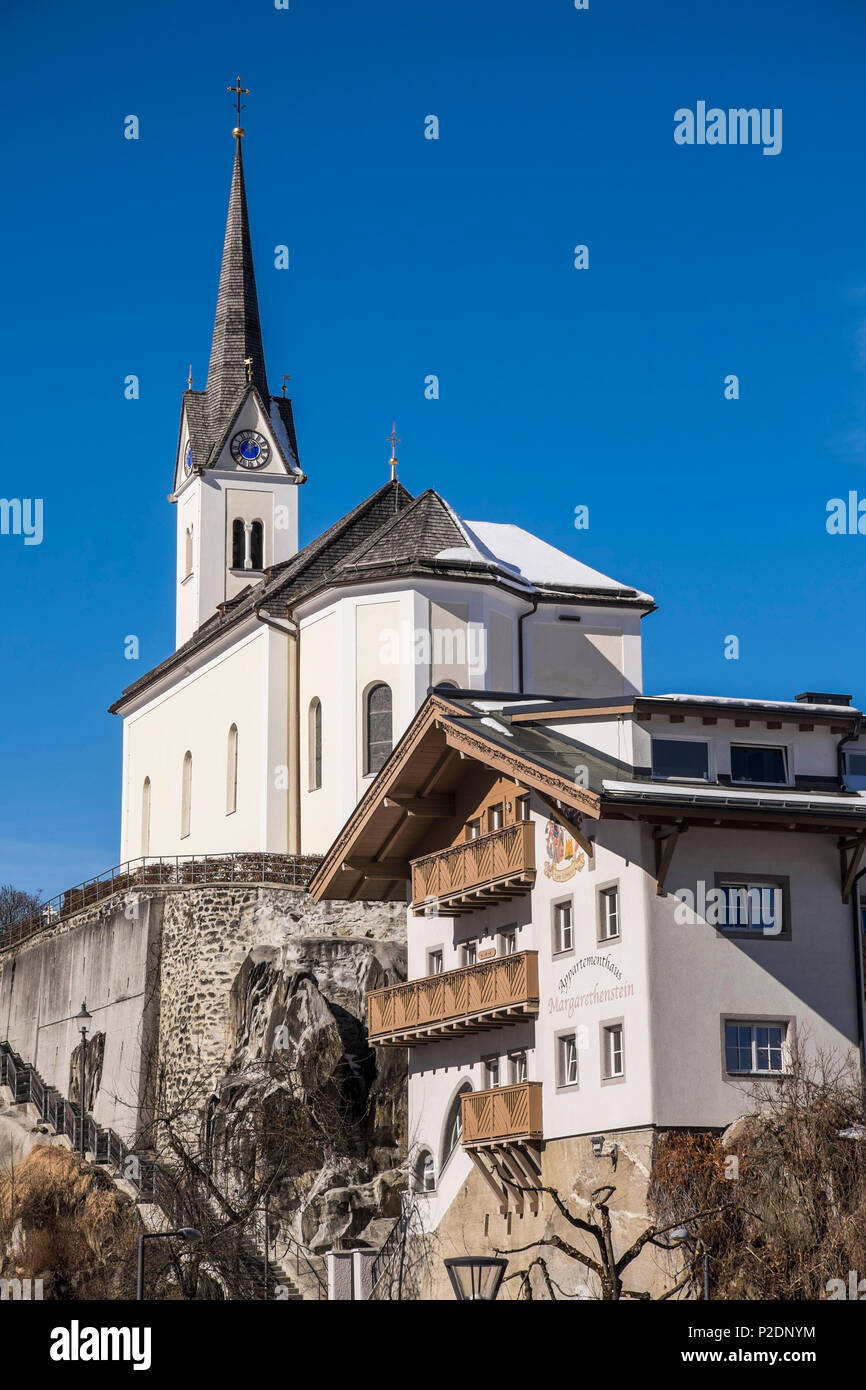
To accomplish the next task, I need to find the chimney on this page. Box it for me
[794,691,852,707]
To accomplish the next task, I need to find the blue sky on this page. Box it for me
[2,0,866,898]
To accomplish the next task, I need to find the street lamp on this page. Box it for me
[444,1256,507,1301]
[136,1228,202,1300]
[74,1002,92,1159]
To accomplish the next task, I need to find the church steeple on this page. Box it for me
[205,127,269,431]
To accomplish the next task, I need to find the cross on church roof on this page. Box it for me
[228,75,249,136]
[387,422,401,481]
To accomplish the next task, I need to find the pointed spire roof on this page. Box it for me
[205,135,269,432]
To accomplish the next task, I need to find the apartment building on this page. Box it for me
[310,687,866,1295]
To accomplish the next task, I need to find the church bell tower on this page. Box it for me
[170,85,305,649]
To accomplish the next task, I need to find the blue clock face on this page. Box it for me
[231,430,270,469]
[184,443,193,475]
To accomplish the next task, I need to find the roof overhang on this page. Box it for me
[308,694,601,904]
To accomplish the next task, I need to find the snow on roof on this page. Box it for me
[602,779,866,807]
[646,694,861,716]
[435,519,652,601]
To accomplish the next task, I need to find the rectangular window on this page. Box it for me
[499,927,517,956]
[651,738,709,782]
[553,900,573,955]
[427,949,443,976]
[598,886,620,941]
[488,802,504,832]
[460,940,478,967]
[843,751,866,790]
[484,1055,500,1089]
[509,1050,528,1084]
[558,1034,578,1087]
[719,881,783,934]
[602,1023,624,1080]
[725,1022,787,1074]
[516,795,530,822]
[466,818,482,841]
[730,744,788,786]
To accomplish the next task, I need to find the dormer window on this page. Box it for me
[844,750,866,790]
[730,744,788,786]
[651,738,709,782]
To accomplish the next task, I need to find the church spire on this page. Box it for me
[205,96,269,428]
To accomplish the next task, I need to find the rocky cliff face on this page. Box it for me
[206,934,407,1256]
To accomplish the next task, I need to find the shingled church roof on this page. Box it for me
[179,136,301,474]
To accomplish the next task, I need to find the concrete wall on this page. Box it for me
[0,895,162,1141]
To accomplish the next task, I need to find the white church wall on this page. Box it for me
[120,624,273,861]
[299,607,339,855]
[524,605,643,698]
[175,486,200,648]
[356,597,403,800]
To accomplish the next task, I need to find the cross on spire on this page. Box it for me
[387,422,401,481]
[227,75,249,133]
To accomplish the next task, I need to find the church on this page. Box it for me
[109,120,654,862]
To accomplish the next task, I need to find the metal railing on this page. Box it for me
[0,1040,188,1226]
[368,951,539,1043]
[0,851,322,951]
[411,822,535,910]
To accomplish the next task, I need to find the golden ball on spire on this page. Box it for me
[233,126,246,139]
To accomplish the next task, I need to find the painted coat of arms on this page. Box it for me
[543,818,585,882]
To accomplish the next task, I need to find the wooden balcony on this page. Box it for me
[367,951,539,1046]
[411,821,536,915]
[461,1082,544,1216]
[461,1081,543,1148]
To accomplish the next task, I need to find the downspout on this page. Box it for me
[837,709,862,788]
[850,866,866,1106]
[256,606,301,855]
[517,596,538,694]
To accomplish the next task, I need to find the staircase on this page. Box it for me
[0,1040,312,1300]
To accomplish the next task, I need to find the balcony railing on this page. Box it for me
[368,951,539,1045]
[461,1081,543,1148]
[411,822,536,915]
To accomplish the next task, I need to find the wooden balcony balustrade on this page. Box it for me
[411,821,536,915]
[460,1081,544,1216]
[461,1081,543,1148]
[367,951,539,1046]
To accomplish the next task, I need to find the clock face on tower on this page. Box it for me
[231,430,270,469]
[184,443,193,476]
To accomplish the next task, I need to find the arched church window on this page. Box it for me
[308,699,322,791]
[231,519,245,570]
[181,751,192,839]
[250,520,264,571]
[226,725,238,814]
[365,683,392,776]
[141,777,151,857]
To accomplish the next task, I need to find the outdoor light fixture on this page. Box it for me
[75,1002,92,1160]
[444,1255,507,1301]
[590,1134,618,1167]
[136,1227,202,1300]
